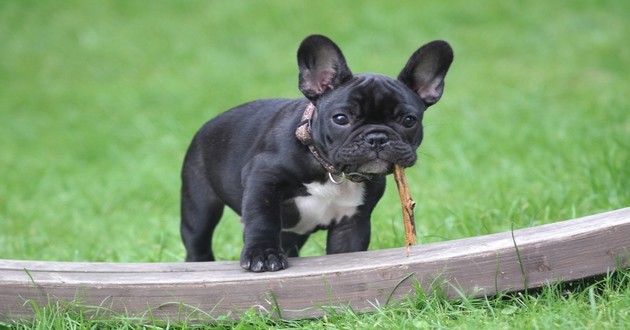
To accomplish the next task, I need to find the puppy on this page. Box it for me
[181,35,453,272]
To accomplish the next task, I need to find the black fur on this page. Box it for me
[181,35,453,272]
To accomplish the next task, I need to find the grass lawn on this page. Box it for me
[1,0,628,328]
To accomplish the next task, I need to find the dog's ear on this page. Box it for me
[297,35,353,101]
[398,40,453,107]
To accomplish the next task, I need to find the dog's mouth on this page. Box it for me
[349,159,392,175]
[338,158,400,179]
[326,130,419,179]
[335,145,417,177]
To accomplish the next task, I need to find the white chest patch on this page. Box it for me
[284,180,365,235]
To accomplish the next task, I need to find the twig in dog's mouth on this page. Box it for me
[393,164,417,256]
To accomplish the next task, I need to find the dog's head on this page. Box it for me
[297,35,453,176]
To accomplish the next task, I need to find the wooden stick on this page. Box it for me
[393,164,417,256]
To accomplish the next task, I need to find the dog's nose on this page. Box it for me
[365,132,389,148]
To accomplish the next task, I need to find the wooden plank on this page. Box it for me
[1,207,629,321]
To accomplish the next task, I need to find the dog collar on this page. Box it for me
[295,103,370,183]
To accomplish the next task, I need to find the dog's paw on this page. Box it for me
[240,246,288,272]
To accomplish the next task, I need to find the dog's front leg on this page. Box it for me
[239,174,289,272]
[326,213,371,254]
[326,178,385,254]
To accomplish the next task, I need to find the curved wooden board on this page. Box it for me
[1,207,629,321]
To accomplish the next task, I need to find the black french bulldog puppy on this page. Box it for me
[181,35,453,272]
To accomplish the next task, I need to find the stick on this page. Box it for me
[393,164,417,256]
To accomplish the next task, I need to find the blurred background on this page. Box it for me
[1,0,628,262]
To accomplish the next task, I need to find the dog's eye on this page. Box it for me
[332,114,350,126]
[402,115,418,128]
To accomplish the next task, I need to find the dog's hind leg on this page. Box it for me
[180,149,224,262]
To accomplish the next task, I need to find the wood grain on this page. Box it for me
[1,207,629,322]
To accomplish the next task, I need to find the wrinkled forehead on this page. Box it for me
[319,74,425,111]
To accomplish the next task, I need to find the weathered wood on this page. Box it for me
[1,207,629,322]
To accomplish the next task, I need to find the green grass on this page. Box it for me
[1,0,628,328]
